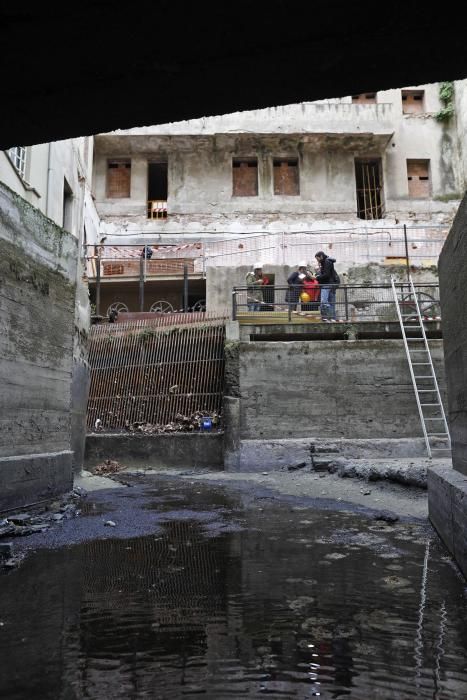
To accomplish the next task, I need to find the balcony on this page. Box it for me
[85,243,204,282]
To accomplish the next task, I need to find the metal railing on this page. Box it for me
[147,199,168,219]
[232,284,441,323]
[87,317,226,431]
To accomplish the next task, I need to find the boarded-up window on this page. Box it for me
[402,90,425,114]
[273,158,300,195]
[352,93,377,104]
[407,160,430,198]
[232,159,258,196]
[107,160,131,198]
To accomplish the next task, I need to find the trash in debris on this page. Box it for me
[128,411,220,434]
[94,459,123,475]
[95,418,103,431]
[373,512,399,524]
[104,520,116,527]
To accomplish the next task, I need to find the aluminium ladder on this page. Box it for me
[391,276,450,458]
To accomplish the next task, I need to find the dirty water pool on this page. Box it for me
[1,476,467,699]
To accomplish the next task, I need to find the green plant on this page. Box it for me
[435,81,455,122]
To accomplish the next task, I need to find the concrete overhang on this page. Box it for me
[2,4,466,149]
[95,130,394,155]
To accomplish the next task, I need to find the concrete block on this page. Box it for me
[428,464,467,579]
[0,451,73,511]
[85,432,224,471]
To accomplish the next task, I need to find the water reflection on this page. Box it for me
[1,491,467,699]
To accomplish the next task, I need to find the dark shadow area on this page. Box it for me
[2,3,467,147]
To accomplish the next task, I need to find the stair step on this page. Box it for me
[412,363,430,365]
[420,403,440,406]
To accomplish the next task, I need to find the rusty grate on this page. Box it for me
[87,318,226,431]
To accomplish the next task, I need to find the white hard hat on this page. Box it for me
[298,260,307,268]
[253,261,263,270]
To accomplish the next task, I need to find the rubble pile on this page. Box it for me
[0,487,86,571]
[94,459,123,475]
[128,411,221,434]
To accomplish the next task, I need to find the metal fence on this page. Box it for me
[202,225,448,270]
[87,317,226,431]
[85,225,448,280]
[232,284,441,322]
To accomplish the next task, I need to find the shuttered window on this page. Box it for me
[107,160,131,198]
[407,160,430,198]
[232,159,258,196]
[273,158,299,195]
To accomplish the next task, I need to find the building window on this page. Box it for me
[232,159,258,196]
[273,158,300,196]
[355,158,385,219]
[407,160,430,198]
[8,146,27,178]
[106,159,131,198]
[147,162,168,218]
[352,93,377,104]
[63,178,73,231]
[402,90,425,114]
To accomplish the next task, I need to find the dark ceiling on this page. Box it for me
[1,3,466,149]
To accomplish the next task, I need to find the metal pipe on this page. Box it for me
[139,254,145,312]
[183,263,189,312]
[95,256,101,317]
[404,224,410,284]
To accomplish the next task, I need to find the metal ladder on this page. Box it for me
[391,276,450,458]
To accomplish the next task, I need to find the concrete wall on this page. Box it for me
[232,339,446,441]
[85,432,223,470]
[0,182,78,508]
[438,195,467,474]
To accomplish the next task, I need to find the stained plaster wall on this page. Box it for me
[0,182,78,508]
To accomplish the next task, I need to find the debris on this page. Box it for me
[94,459,123,475]
[0,542,13,559]
[373,512,399,524]
[95,418,103,431]
[361,489,372,495]
[128,411,220,435]
[6,513,31,525]
[262,472,269,476]
[287,462,306,472]
[104,520,116,527]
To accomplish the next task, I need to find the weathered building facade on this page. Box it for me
[93,81,465,242]
[87,81,466,315]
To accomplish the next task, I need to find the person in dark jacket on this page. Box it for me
[315,251,339,320]
[286,261,308,311]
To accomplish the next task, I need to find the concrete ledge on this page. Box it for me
[428,464,467,579]
[85,432,224,471]
[233,437,436,472]
[0,450,73,510]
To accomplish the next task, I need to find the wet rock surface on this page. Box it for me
[0,473,467,698]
